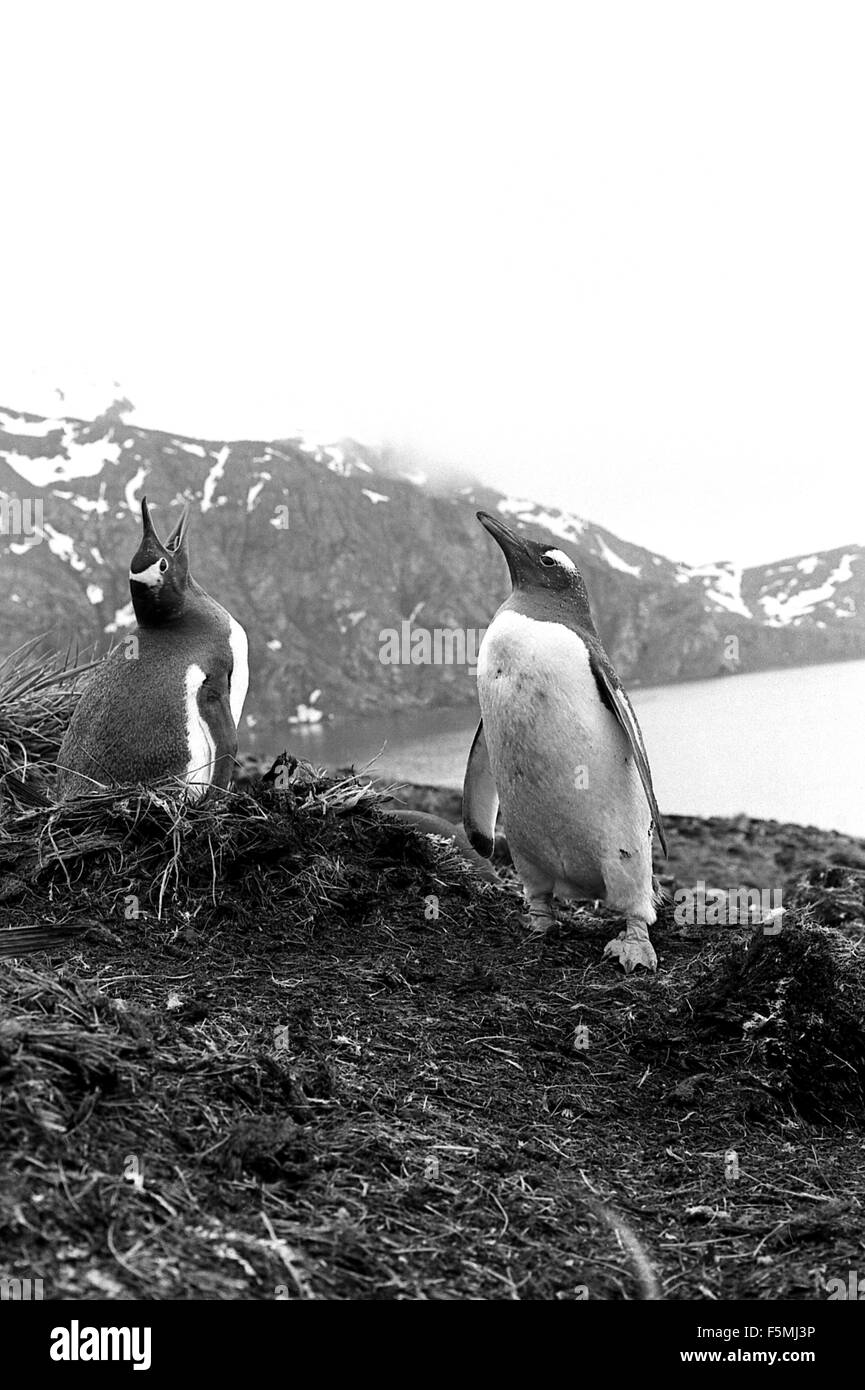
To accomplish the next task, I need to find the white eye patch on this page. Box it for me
[543,548,578,573]
[129,559,166,588]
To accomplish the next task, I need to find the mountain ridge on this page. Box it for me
[0,403,862,736]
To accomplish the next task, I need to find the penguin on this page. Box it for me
[462,511,667,973]
[55,498,249,800]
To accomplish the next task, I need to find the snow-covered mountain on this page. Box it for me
[0,403,861,733]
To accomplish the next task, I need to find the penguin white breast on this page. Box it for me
[476,609,652,898]
[184,663,217,799]
[227,616,249,728]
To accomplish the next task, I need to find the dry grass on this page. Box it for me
[0,637,97,801]
[0,650,864,1300]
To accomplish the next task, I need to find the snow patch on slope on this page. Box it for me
[1,421,121,486]
[297,438,375,478]
[124,466,148,513]
[42,524,88,572]
[760,553,859,625]
[246,480,266,511]
[201,446,230,512]
[595,536,642,577]
[53,490,110,515]
[0,411,65,437]
[681,562,753,618]
[497,497,587,544]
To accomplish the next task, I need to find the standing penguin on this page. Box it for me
[463,511,667,973]
[56,498,249,800]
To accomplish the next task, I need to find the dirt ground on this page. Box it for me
[1,765,864,1301]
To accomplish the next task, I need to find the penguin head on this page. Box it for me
[477,511,595,623]
[129,498,191,624]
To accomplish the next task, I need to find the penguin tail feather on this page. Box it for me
[0,923,89,960]
[652,875,672,908]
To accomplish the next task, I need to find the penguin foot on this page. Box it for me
[524,893,556,940]
[603,929,658,974]
[524,916,560,942]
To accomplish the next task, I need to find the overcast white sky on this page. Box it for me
[2,1,863,566]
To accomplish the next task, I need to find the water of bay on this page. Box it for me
[248,659,865,838]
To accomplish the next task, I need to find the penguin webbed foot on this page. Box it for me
[524,893,557,941]
[603,920,658,974]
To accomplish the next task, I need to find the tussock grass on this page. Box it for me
[0,637,98,798]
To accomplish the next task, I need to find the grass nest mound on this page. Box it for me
[0,755,484,933]
[2,653,865,1296]
[647,925,865,1127]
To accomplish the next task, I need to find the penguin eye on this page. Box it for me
[159,558,168,573]
[540,554,556,567]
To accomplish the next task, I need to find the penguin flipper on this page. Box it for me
[588,648,668,859]
[381,809,501,884]
[195,681,238,793]
[462,720,499,859]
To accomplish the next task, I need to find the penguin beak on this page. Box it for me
[140,496,160,542]
[165,504,191,554]
[476,511,531,580]
[132,498,174,584]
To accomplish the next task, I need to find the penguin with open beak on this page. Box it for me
[463,511,667,972]
[55,498,249,800]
